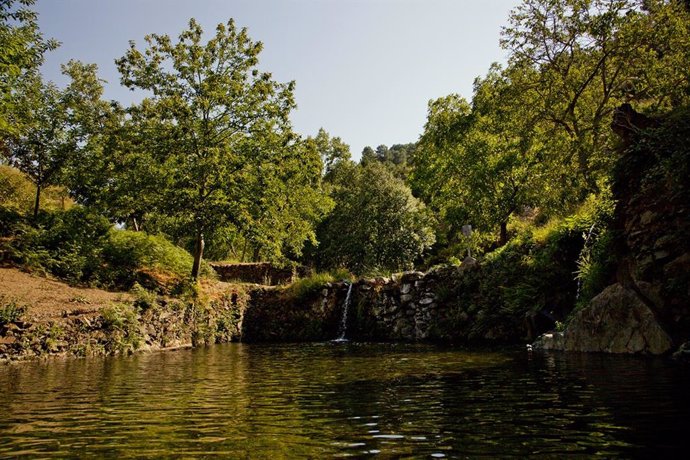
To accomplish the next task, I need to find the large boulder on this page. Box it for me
[535,283,672,354]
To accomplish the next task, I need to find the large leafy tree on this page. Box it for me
[412,64,552,246]
[501,0,690,193]
[4,60,109,219]
[227,134,334,263]
[315,161,435,274]
[4,79,71,219]
[115,19,305,278]
[0,0,57,137]
[312,128,351,176]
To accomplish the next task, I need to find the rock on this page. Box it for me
[672,342,690,362]
[561,283,672,354]
[400,283,412,294]
[400,294,413,303]
[640,210,656,225]
[654,250,670,260]
[0,336,17,345]
[359,284,372,292]
[462,256,477,266]
[419,297,435,305]
[533,332,565,350]
[401,271,425,283]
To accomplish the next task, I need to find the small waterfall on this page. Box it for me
[334,283,353,342]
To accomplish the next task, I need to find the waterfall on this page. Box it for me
[335,283,353,342]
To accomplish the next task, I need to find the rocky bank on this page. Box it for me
[535,105,690,355]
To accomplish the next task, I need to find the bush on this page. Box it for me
[101,229,215,289]
[101,303,142,354]
[3,204,215,289]
[130,282,159,311]
[287,268,352,300]
[9,207,112,282]
[0,295,28,326]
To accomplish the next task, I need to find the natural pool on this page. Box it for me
[1,343,689,458]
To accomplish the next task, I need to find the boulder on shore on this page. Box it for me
[534,283,672,355]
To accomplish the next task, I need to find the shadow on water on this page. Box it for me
[1,343,689,457]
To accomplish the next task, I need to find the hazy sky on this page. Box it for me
[36,0,522,158]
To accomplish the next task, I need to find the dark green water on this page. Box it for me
[1,343,689,458]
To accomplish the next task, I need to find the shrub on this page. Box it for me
[0,295,28,326]
[9,207,111,282]
[101,303,142,354]
[130,283,159,311]
[101,229,215,289]
[3,206,215,290]
[287,268,352,300]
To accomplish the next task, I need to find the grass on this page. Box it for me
[287,268,353,300]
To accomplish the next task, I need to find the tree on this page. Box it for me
[312,128,351,176]
[115,18,305,279]
[412,64,550,246]
[314,161,435,274]
[228,135,333,263]
[5,60,118,221]
[0,0,58,137]
[501,0,690,193]
[4,80,71,219]
[360,146,376,165]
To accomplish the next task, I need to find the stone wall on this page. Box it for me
[241,262,547,344]
[0,289,246,362]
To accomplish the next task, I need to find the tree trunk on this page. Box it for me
[240,239,248,263]
[33,182,41,220]
[132,217,140,232]
[252,245,261,262]
[499,221,508,247]
[191,231,205,280]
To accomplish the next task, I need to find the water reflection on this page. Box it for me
[0,344,688,457]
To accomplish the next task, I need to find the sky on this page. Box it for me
[36,0,522,159]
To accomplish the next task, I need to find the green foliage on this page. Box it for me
[313,162,435,274]
[101,303,142,354]
[1,202,213,288]
[501,0,690,194]
[0,294,27,326]
[8,206,111,281]
[0,164,33,212]
[359,142,416,180]
[287,269,352,300]
[103,229,213,286]
[130,282,158,312]
[112,18,328,277]
[412,68,548,247]
[312,128,352,176]
[0,0,58,136]
[432,197,613,341]
[0,165,73,216]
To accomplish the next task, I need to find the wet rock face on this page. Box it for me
[534,283,672,354]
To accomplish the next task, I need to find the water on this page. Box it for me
[335,283,353,342]
[1,344,689,458]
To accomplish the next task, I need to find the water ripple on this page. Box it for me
[1,343,689,457]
